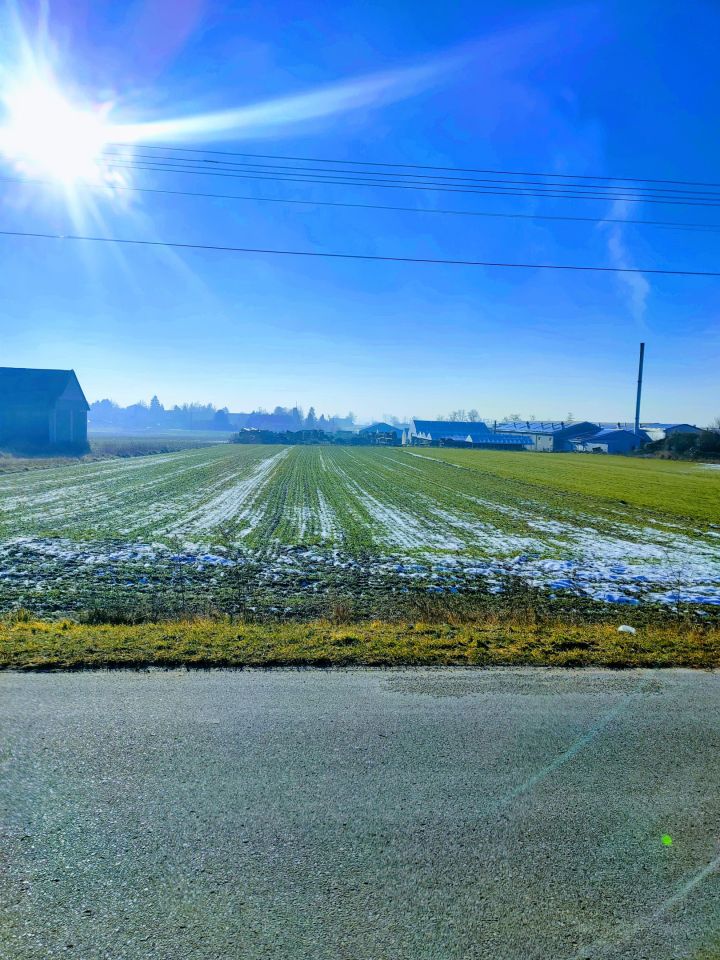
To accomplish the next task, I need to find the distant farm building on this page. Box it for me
[405,420,530,449]
[359,422,403,445]
[640,422,702,442]
[493,420,600,452]
[0,367,89,451]
[403,417,669,454]
[573,428,650,454]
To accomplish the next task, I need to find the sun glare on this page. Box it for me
[0,76,110,184]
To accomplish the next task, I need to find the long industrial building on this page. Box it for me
[402,418,701,453]
[404,420,532,449]
[484,420,599,452]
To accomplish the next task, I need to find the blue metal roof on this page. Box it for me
[360,422,402,435]
[411,420,491,437]
[581,428,650,440]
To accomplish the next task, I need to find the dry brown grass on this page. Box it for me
[1,616,717,671]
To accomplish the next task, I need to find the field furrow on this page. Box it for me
[0,443,718,610]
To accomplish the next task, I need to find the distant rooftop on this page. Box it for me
[493,420,594,435]
[411,419,491,436]
[581,428,650,439]
[360,422,403,434]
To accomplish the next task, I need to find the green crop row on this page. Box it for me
[0,443,718,559]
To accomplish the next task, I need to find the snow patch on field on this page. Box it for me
[427,506,541,554]
[316,491,338,542]
[404,452,463,468]
[0,450,221,523]
[0,535,718,608]
[168,448,289,536]
[333,462,464,552]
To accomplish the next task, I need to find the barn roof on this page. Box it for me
[580,428,650,440]
[0,367,89,409]
[360,422,402,435]
[411,419,491,437]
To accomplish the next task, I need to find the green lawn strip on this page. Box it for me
[1,619,717,670]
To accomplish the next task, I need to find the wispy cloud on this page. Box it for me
[112,56,462,144]
[600,199,650,326]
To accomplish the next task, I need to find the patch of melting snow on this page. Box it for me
[334,465,464,552]
[0,533,718,606]
[316,491,338,542]
[165,448,289,536]
[404,452,463,467]
[427,506,541,554]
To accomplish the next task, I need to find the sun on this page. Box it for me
[0,75,111,184]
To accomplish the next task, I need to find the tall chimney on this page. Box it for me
[634,342,645,435]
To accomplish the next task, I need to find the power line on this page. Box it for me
[102,148,720,199]
[100,159,720,207]
[109,142,720,191]
[5,174,720,232]
[1,227,717,276]
[103,151,720,201]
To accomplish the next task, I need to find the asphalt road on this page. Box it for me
[1,669,718,960]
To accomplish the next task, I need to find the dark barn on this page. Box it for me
[0,367,90,452]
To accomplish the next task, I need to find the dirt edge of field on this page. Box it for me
[1,618,718,671]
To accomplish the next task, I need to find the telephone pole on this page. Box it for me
[634,342,645,435]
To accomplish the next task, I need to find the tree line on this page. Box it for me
[89,397,356,433]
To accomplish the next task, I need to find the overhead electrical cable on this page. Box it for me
[107,142,720,191]
[100,159,720,207]
[101,148,720,199]
[4,174,719,231]
[1,227,718,276]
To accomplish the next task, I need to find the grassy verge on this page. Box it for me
[1,617,718,671]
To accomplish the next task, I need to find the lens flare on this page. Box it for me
[0,75,110,184]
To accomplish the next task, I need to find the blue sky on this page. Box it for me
[0,0,718,423]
